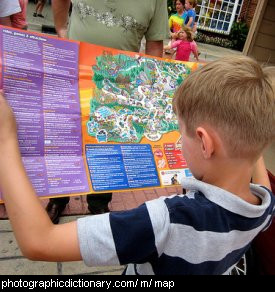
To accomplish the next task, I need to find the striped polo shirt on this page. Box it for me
[77,178,274,275]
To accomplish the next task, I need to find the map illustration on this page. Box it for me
[87,51,192,143]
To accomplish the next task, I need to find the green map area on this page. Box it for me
[87,51,192,143]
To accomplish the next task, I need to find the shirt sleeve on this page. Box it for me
[168,15,173,30]
[188,10,195,20]
[145,0,170,41]
[185,9,196,25]
[0,0,21,17]
[77,203,159,266]
[171,40,182,48]
[190,40,197,53]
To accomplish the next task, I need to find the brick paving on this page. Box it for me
[0,187,183,219]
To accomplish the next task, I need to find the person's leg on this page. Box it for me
[46,197,70,224]
[33,1,45,17]
[86,193,112,214]
[37,0,46,17]
[33,2,39,16]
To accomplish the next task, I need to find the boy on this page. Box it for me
[0,56,274,275]
[185,0,197,32]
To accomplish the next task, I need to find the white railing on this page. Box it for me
[196,0,242,35]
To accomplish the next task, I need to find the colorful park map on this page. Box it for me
[0,26,201,200]
[77,45,199,191]
[87,52,192,143]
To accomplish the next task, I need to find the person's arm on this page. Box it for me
[52,0,71,38]
[192,45,199,62]
[252,156,271,190]
[191,41,199,61]
[163,43,172,51]
[193,22,198,33]
[164,39,180,51]
[170,32,177,39]
[0,91,81,261]
[144,0,169,57]
[186,16,194,28]
[193,50,199,62]
[145,40,164,57]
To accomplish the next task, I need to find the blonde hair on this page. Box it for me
[187,0,197,8]
[178,26,194,41]
[173,56,275,158]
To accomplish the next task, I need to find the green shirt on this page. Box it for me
[68,0,170,52]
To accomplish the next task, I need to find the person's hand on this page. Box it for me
[171,32,177,39]
[0,90,17,146]
[57,28,67,39]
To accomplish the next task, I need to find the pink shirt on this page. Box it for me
[171,39,197,61]
[11,0,28,29]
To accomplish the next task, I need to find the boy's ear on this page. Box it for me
[196,127,214,159]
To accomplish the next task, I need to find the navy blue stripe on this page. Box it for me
[150,244,250,275]
[110,204,158,265]
[166,192,274,232]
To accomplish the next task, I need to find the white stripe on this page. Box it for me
[125,264,136,275]
[223,265,235,275]
[181,178,271,218]
[77,214,120,266]
[146,197,173,256]
[136,263,155,275]
[163,215,272,264]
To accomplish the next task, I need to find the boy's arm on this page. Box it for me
[193,22,198,33]
[185,10,196,28]
[185,16,194,28]
[0,92,81,261]
[52,0,71,38]
[252,156,271,190]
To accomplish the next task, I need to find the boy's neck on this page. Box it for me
[201,158,261,205]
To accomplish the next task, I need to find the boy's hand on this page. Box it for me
[0,91,17,146]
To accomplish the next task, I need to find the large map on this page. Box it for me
[0,26,199,201]
[77,44,199,192]
[87,52,192,143]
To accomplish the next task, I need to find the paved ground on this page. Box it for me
[0,2,274,275]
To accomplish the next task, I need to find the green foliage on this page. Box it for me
[132,121,144,135]
[93,73,104,89]
[90,99,101,114]
[229,21,249,51]
[195,21,249,51]
[167,0,176,16]
[196,31,234,49]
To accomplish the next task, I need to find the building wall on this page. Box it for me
[239,0,259,26]
[245,0,275,64]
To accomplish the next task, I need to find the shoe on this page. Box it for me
[33,12,37,17]
[88,205,110,215]
[46,201,67,224]
[37,14,44,18]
